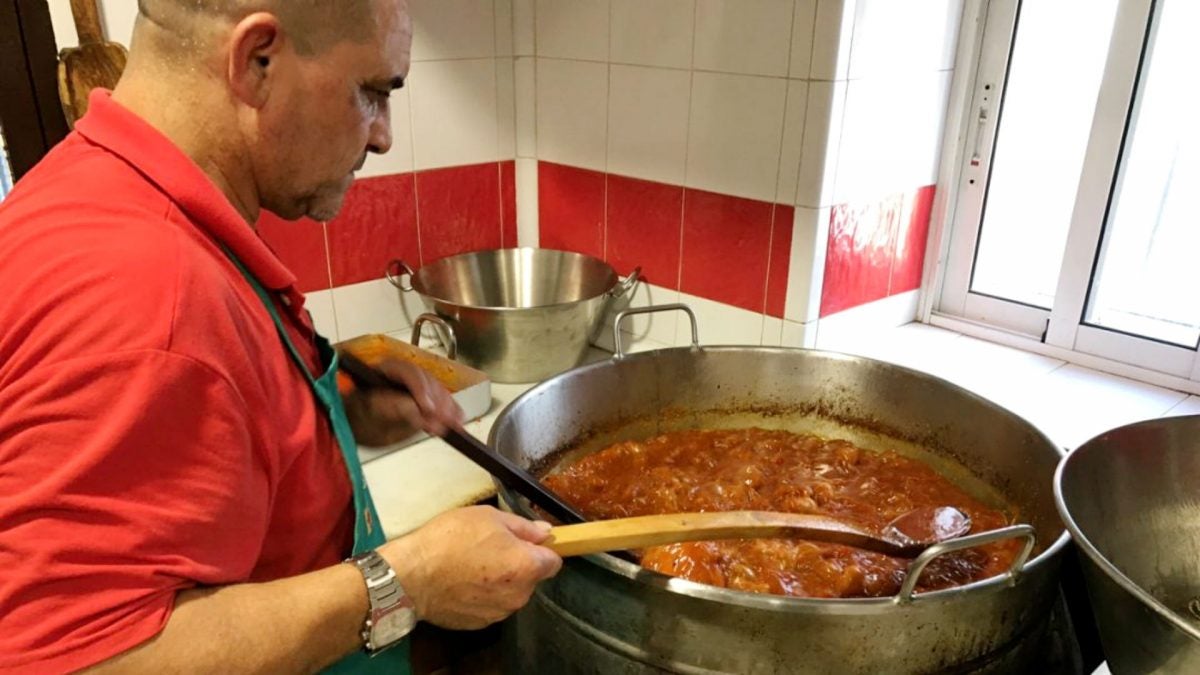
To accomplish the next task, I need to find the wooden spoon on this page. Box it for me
[58,0,128,126]
[545,506,971,559]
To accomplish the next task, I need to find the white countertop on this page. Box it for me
[362,342,655,539]
[362,379,533,538]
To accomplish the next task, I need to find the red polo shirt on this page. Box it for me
[0,92,355,671]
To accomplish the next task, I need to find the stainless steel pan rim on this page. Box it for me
[492,343,1070,613]
[385,249,640,313]
[1053,446,1200,641]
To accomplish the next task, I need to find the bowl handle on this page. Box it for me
[893,524,1037,604]
[385,259,415,292]
[612,303,700,359]
[606,267,642,299]
[411,313,458,360]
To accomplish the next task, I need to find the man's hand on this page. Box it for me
[380,506,563,630]
[343,359,463,446]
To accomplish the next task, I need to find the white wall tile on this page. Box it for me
[359,87,416,178]
[678,292,765,346]
[514,57,537,157]
[410,59,500,171]
[48,0,79,47]
[331,278,424,340]
[610,0,695,70]
[536,0,610,61]
[410,0,496,61]
[814,291,919,349]
[494,0,515,57]
[790,0,818,78]
[784,207,830,323]
[775,80,810,203]
[848,0,961,79]
[617,282,683,348]
[607,65,691,185]
[810,0,857,80]
[51,0,137,48]
[496,59,517,159]
[795,79,847,207]
[515,157,540,246]
[833,71,950,203]
[306,289,339,342]
[513,0,536,55]
[693,0,794,77]
[762,317,784,346]
[781,319,817,348]
[536,58,609,171]
[686,72,787,203]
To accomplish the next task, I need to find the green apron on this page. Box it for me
[227,252,411,674]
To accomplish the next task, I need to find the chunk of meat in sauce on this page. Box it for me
[544,429,1021,598]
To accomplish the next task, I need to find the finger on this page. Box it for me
[524,542,563,579]
[375,360,439,412]
[375,361,456,435]
[497,512,554,543]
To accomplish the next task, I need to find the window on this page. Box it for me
[935,0,1200,388]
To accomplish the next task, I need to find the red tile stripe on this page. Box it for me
[538,161,791,316]
[258,162,513,292]
[820,185,936,318]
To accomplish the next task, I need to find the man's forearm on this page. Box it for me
[88,561,368,674]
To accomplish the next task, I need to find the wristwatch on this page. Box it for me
[348,550,418,654]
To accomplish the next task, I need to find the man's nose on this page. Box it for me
[367,107,393,155]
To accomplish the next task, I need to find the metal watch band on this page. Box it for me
[349,550,412,652]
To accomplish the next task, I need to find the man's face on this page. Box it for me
[255,0,412,222]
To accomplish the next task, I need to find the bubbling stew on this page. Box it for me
[543,429,1021,598]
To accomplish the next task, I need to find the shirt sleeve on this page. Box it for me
[0,348,269,672]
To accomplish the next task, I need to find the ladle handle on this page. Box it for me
[336,351,587,525]
[894,524,1036,603]
[546,511,919,558]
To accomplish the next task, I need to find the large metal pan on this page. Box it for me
[1055,416,1200,674]
[490,305,1069,674]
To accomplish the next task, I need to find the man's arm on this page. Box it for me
[90,506,561,673]
[90,563,367,674]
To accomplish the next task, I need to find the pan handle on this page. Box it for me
[385,259,415,292]
[893,524,1036,604]
[606,267,642,299]
[612,303,700,359]
[411,313,458,360]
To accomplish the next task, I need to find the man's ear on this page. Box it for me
[228,12,285,109]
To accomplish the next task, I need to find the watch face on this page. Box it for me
[373,606,417,646]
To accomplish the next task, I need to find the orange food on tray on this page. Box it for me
[335,334,475,395]
[544,428,1020,598]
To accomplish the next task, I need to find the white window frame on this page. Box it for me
[921,0,1200,394]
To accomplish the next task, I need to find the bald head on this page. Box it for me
[136,0,378,56]
[112,0,411,225]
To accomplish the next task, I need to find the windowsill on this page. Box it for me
[818,321,1197,450]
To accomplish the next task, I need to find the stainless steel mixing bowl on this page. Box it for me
[387,248,639,383]
[1055,416,1200,674]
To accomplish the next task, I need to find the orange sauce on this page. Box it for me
[544,429,1019,598]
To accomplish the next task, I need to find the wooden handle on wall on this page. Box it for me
[70,0,106,45]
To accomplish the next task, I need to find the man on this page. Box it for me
[0,1,561,672]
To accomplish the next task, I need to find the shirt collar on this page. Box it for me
[74,89,297,291]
